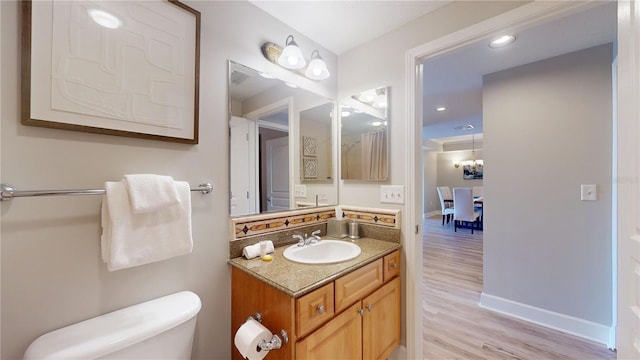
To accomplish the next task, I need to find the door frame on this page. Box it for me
[403,1,631,358]
[243,97,294,210]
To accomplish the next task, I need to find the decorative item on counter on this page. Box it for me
[349,221,360,240]
[243,240,274,259]
[327,218,348,238]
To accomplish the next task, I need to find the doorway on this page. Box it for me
[403,2,630,358]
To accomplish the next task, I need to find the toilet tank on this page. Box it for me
[24,291,202,360]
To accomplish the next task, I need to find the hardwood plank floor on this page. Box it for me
[422,216,616,360]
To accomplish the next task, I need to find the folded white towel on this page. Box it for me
[101,180,193,271]
[243,240,274,259]
[123,174,180,214]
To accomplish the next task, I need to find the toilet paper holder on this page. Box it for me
[247,313,289,351]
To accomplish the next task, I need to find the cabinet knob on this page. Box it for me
[358,308,365,316]
[366,304,373,312]
[316,304,325,314]
[390,262,398,269]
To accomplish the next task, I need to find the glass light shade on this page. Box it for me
[305,51,330,80]
[278,36,306,69]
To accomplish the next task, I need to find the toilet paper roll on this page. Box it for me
[234,318,272,360]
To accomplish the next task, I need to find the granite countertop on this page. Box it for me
[228,237,401,298]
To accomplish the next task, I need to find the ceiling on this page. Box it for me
[247,1,617,147]
[422,2,617,142]
[249,0,449,55]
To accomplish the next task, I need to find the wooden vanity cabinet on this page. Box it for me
[231,250,401,360]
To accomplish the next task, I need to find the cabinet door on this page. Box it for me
[296,282,335,338]
[362,277,400,360]
[296,302,362,360]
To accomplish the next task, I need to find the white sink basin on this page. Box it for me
[283,240,361,265]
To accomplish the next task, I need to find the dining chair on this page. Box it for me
[453,187,482,233]
[436,186,454,225]
[472,186,484,198]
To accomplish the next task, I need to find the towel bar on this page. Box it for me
[0,183,213,201]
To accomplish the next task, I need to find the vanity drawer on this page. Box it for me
[296,282,335,338]
[334,259,383,313]
[383,250,400,281]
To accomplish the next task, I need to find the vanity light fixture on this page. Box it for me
[489,34,516,48]
[262,37,330,80]
[277,35,306,69]
[372,94,387,109]
[87,9,122,29]
[305,50,330,80]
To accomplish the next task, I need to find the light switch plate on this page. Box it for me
[381,185,405,204]
[580,184,597,201]
[294,185,307,198]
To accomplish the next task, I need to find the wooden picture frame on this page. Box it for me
[21,0,201,144]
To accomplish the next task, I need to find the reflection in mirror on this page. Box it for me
[300,103,333,183]
[340,86,389,181]
[228,61,337,216]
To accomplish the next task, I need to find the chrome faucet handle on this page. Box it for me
[309,229,322,244]
[293,234,305,247]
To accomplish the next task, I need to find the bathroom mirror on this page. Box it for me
[228,61,337,216]
[340,86,389,181]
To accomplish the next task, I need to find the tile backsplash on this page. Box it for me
[228,205,401,258]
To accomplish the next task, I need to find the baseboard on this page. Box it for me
[388,345,407,360]
[479,292,612,345]
[424,210,440,219]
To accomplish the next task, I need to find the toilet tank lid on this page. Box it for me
[24,291,202,360]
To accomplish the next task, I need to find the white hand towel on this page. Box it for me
[123,174,180,214]
[242,240,274,259]
[101,181,193,271]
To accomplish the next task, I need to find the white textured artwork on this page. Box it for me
[27,0,198,141]
[302,136,317,156]
[303,158,318,179]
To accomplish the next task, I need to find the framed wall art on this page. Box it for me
[21,0,201,143]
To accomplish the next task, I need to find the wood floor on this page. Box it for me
[422,216,616,360]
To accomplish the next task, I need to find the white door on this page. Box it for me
[229,116,257,216]
[266,136,290,211]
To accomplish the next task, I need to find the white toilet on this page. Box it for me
[23,291,202,360]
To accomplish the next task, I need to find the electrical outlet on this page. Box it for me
[380,185,405,204]
[580,184,597,201]
[294,185,307,198]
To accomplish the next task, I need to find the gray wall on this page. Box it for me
[482,44,613,325]
[0,1,336,359]
[423,150,438,215]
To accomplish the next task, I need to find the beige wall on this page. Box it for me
[482,44,613,325]
[0,1,336,359]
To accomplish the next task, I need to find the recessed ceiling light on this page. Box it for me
[284,82,298,88]
[371,121,383,126]
[453,124,475,131]
[435,106,447,112]
[87,9,122,29]
[489,34,516,48]
[259,72,276,79]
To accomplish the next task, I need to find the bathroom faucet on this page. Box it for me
[293,234,305,247]
[307,230,322,245]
